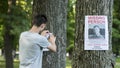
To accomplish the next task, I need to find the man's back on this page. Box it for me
[19,31,50,68]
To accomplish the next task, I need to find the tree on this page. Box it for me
[3,0,16,68]
[0,0,8,49]
[0,0,32,68]
[32,0,68,68]
[72,0,115,68]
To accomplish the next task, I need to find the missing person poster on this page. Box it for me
[84,15,109,50]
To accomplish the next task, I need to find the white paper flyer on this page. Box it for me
[84,15,109,50]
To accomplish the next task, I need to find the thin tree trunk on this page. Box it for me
[32,0,68,68]
[4,0,16,68]
[72,0,115,68]
[4,27,14,68]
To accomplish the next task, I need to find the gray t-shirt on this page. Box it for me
[19,31,50,68]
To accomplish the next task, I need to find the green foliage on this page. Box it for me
[0,0,32,49]
[112,19,120,39]
[0,25,3,48]
[113,0,120,19]
[112,0,120,56]
[0,0,8,14]
[112,19,120,56]
[0,0,8,49]
[67,0,76,52]
[11,0,32,49]
[10,5,31,49]
[66,44,74,53]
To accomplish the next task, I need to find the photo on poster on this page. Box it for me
[88,24,105,39]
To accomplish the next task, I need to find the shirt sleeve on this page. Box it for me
[37,36,51,48]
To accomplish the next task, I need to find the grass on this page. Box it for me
[0,56,120,68]
[0,60,19,68]
[0,56,19,68]
[66,57,72,68]
[115,57,120,68]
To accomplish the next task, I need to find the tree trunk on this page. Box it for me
[72,0,115,68]
[4,26,14,68]
[4,0,16,68]
[32,0,68,68]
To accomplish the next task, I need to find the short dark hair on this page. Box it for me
[32,14,47,27]
[93,25,100,29]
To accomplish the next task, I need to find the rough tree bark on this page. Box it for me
[72,0,115,68]
[32,0,68,68]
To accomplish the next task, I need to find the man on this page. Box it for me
[19,14,56,68]
[89,25,104,39]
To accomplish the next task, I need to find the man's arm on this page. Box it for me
[41,30,57,52]
[48,42,56,52]
[47,34,57,52]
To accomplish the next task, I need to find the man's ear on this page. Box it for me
[40,24,44,28]
[40,24,46,29]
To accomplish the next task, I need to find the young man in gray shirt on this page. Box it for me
[19,14,56,68]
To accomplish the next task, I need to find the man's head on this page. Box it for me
[93,25,100,36]
[32,14,47,31]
